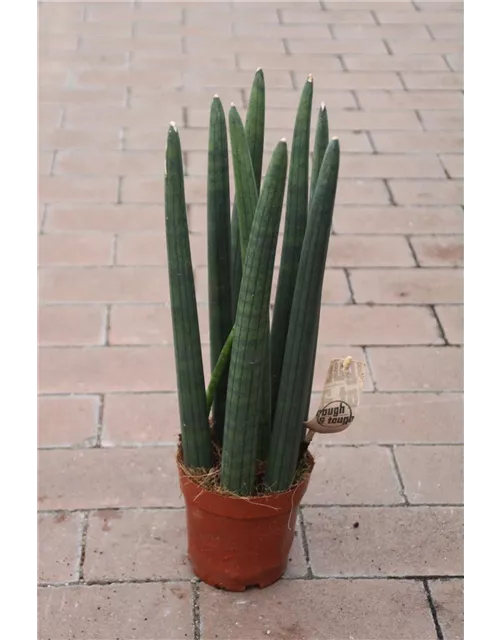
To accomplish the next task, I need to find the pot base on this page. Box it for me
[190,563,284,593]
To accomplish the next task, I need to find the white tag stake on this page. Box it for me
[305,356,366,443]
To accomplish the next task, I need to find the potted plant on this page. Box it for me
[164,69,340,592]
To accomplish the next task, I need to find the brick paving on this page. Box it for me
[38,1,463,638]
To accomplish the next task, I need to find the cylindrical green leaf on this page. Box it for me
[207,92,265,417]
[309,103,329,209]
[270,75,313,421]
[165,123,212,469]
[257,331,271,461]
[304,103,329,421]
[230,69,265,319]
[221,139,288,495]
[265,138,341,491]
[245,68,266,193]
[228,105,259,266]
[244,70,269,458]
[230,212,242,321]
[207,97,232,444]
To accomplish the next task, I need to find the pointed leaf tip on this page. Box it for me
[307,74,313,82]
[169,121,177,132]
[320,102,326,110]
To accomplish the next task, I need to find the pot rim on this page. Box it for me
[177,445,314,518]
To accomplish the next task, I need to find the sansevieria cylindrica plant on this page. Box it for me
[165,69,340,496]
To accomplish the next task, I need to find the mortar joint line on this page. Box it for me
[405,234,420,267]
[125,87,131,109]
[423,578,445,640]
[192,580,201,640]
[38,574,464,589]
[298,507,314,579]
[49,150,58,177]
[95,394,105,447]
[58,107,66,128]
[425,24,436,40]
[351,90,362,111]
[429,305,450,346]
[396,71,408,92]
[77,512,89,582]
[443,54,455,72]
[343,268,356,304]
[370,9,381,26]
[438,155,453,180]
[389,445,410,505]
[414,108,425,131]
[361,346,378,392]
[383,178,397,206]
[117,176,123,204]
[365,130,378,155]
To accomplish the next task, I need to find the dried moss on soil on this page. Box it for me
[177,436,314,498]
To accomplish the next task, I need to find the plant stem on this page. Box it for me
[206,328,234,415]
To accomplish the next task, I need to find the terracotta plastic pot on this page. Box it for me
[178,449,314,592]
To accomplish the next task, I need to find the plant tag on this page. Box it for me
[305,357,366,436]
